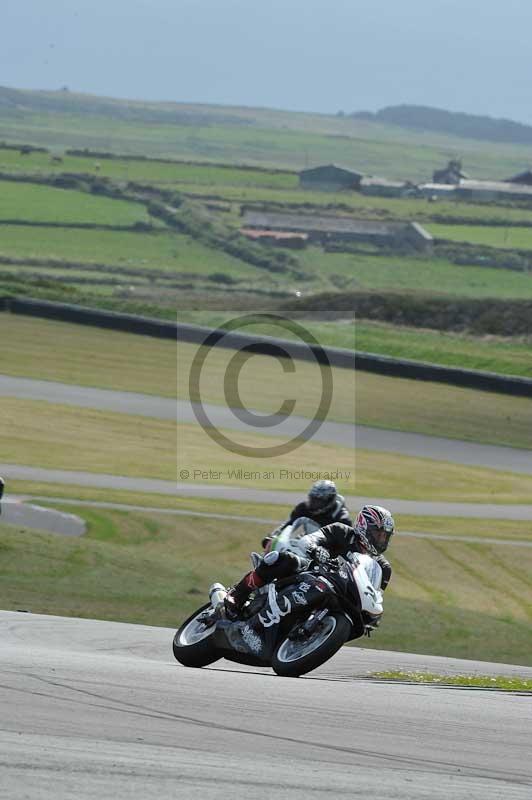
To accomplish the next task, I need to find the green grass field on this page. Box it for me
[429,222,532,250]
[0,179,154,226]
[0,224,267,280]
[0,148,298,189]
[1,505,530,664]
[297,248,532,299]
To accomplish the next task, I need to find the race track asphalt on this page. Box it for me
[1,611,531,800]
[3,462,532,520]
[0,498,85,535]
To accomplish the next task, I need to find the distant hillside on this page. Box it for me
[2,86,532,179]
[0,86,252,127]
[352,105,532,146]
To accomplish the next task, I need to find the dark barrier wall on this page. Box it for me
[2,296,532,398]
[7,297,177,340]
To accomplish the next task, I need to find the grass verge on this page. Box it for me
[0,314,177,396]
[0,398,176,480]
[3,397,532,501]
[6,482,532,541]
[0,179,153,226]
[370,672,532,691]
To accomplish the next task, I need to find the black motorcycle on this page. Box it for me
[173,554,383,678]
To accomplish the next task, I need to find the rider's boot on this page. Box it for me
[224,570,265,620]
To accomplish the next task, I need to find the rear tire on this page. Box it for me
[173,604,220,668]
[272,613,350,677]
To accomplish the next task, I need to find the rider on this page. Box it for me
[261,480,352,550]
[225,504,395,619]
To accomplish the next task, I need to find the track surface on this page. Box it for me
[1,611,531,800]
[4,463,532,520]
[2,373,531,473]
[0,499,85,535]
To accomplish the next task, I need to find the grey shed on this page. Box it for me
[299,164,363,191]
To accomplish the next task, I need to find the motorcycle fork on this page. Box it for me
[289,606,330,641]
[303,607,329,633]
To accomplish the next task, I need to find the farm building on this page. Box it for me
[506,169,532,185]
[240,229,308,249]
[359,176,413,198]
[417,183,457,200]
[241,210,433,252]
[455,180,532,204]
[299,164,363,191]
[432,159,469,184]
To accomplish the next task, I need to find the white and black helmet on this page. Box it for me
[355,505,395,554]
[307,480,338,514]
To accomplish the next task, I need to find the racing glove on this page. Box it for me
[309,545,331,565]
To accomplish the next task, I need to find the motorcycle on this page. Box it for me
[173,520,384,677]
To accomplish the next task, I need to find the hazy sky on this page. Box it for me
[3,0,532,123]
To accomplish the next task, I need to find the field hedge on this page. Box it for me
[147,199,299,275]
[436,242,532,272]
[66,148,296,175]
[281,291,532,336]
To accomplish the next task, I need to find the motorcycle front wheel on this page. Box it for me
[272,613,350,677]
[173,603,221,668]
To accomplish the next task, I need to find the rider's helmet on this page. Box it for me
[307,480,338,514]
[355,505,395,554]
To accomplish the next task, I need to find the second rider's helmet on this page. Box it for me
[307,480,338,514]
[355,505,395,554]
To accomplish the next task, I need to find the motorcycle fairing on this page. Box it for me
[213,571,337,665]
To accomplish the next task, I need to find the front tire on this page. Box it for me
[272,613,350,677]
[173,604,220,668]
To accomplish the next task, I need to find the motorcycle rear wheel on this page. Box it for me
[272,613,350,677]
[173,604,221,668]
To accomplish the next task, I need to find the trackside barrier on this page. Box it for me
[2,297,532,398]
[6,297,176,340]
